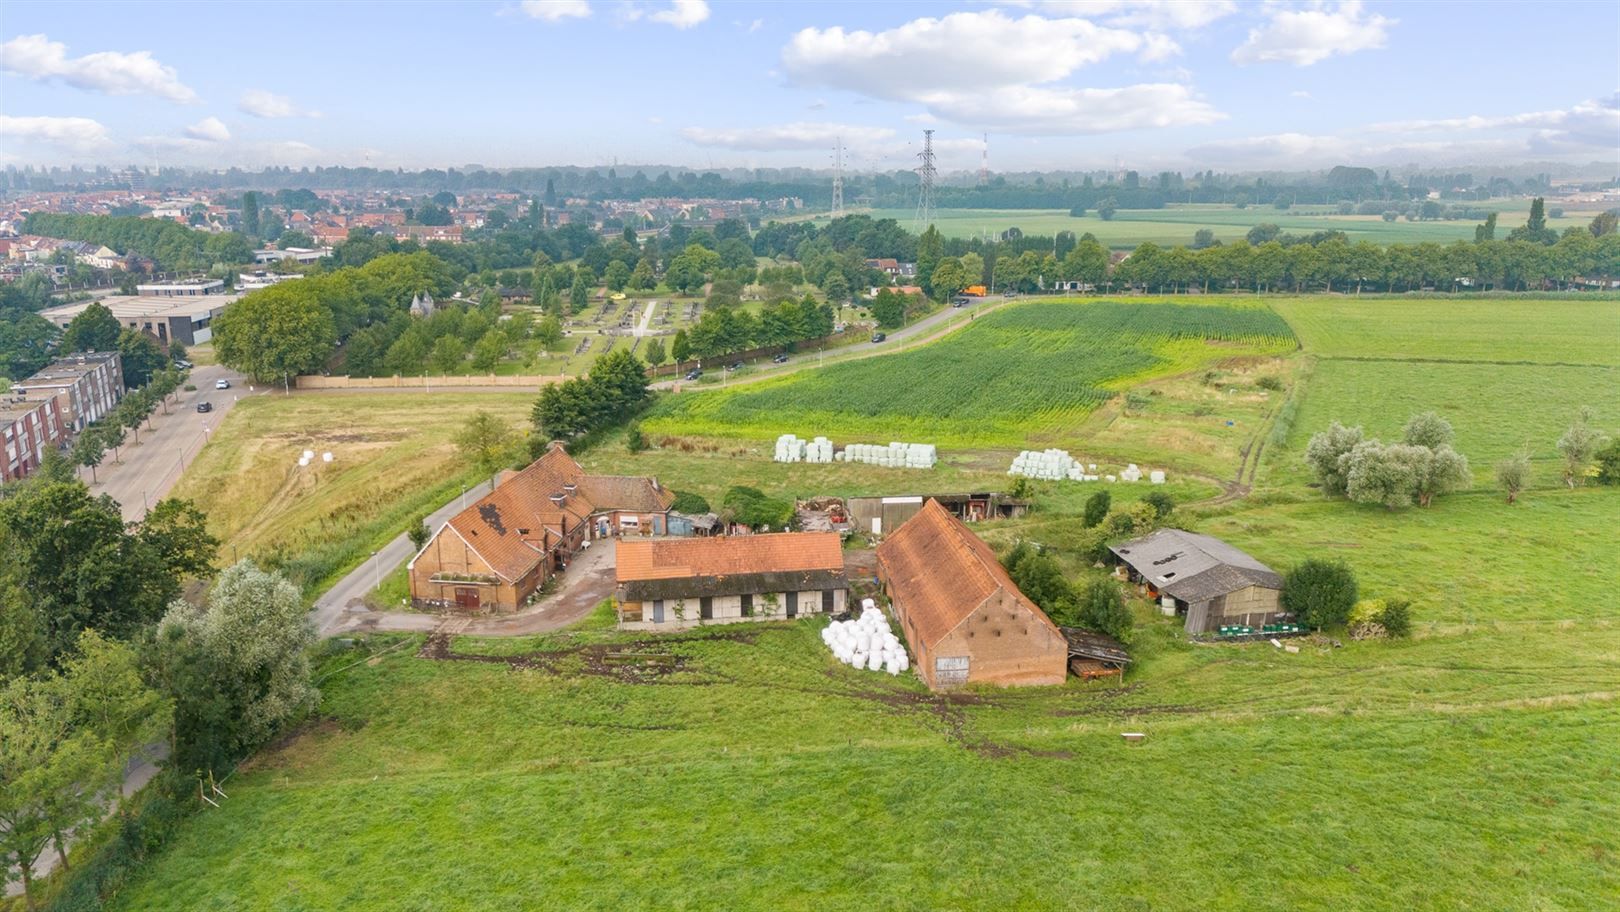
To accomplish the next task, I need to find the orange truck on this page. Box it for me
[963,284,987,296]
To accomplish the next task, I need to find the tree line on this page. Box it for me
[23,212,254,273]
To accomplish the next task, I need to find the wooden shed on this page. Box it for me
[1108,529,1285,634]
[876,499,1066,690]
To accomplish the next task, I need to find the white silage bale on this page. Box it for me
[866,651,883,672]
[862,598,876,611]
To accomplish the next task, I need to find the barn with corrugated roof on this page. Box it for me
[1108,528,1284,634]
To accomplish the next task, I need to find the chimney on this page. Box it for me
[550,493,566,506]
[563,483,577,495]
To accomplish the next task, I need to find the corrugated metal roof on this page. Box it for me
[1108,528,1282,603]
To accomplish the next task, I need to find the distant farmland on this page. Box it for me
[644,298,1296,447]
[793,203,1602,248]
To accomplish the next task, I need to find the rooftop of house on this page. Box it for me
[12,352,121,387]
[876,498,1059,647]
[616,532,844,583]
[1108,528,1283,604]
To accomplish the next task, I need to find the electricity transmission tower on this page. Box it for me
[978,133,989,186]
[831,137,844,217]
[914,129,936,230]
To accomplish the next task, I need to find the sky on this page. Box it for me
[1,0,1617,175]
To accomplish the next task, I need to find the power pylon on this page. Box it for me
[831,137,845,217]
[978,133,989,186]
[914,129,936,230]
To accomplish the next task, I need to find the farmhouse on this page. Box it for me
[614,532,848,630]
[877,499,1067,690]
[1109,529,1284,634]
[408,445,674,612]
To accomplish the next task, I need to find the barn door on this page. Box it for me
[652,600,665,623]
[785,592,798,618]
[700,597,713,620]
[455,587,479,611]
[1185,600,1210,634]
[935,656,970,687]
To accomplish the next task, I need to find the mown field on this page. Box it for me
[108,294,1620,909]
[812,203,1602,248]
[171,392,533,592]
[644,298,1297,448]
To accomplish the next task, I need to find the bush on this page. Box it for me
[670,491,710,514]
[721,486,793,530]
[626,422,647,453]
[1256,375,1283,391]
[1595,438,1620,486]
[1076,577,1132,640]
[1282,558,1358,629]
[1381,598,1412,637]
[1347,597,1413,639]
[1082,491,1111,528]
[1141,491,1175,519]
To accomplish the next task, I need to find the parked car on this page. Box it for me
[771,353,790,364]
[684,369,703,381]
[215,379,231,390]
[196,401,213,413]
[173,359,193,369]
[728,361,744,371]
[952,297,969,307]
[871,332,887,343]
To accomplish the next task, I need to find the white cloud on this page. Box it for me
[1372,94,1620,161]
[521,0,591,21]
[924,83,1223,134]
[1139,32,1181,61]
[0,33,198,103]
[1290,90,1312,99]
[681,122,896,152]
[0,115,113,153]
[1020,1,1238,30]
[1232,1,1394,67]
[650,0,709,29]
[184,116,231,142]
[1187,132,1350,165]
[237,89,320,119]
[784,11,1142,100]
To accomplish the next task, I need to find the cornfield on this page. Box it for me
[645,299,1296,447]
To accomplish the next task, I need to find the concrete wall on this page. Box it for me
[295,373,567,390]
[618,587,847,631]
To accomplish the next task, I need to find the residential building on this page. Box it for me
[877,499,1067,690]
[76,245,125,270]
[10,351,123,433]
[1108,529,1284,634]
[408,446,675,612]
[1,395,67,483]
[614,532,848,629]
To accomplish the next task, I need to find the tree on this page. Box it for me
[928,257,969,299]
[1589,210,1618,238]
[1246,223,1280,245]
[1401,411,1454,449]
[213,283,337,384]
[570,270,592,312]
[455,411,517,487]
[431,335,466,374]
[153,561,317,773]
[1473,211,1497,243]
[1593,438,1620,486]
[1076,578,1132,640]
[916,225,944,294]
[71,426,107,483]
[1304,421,1364,496]
[241,191,261,239]
[644,337,666,366]
[1281,559,1358,629]
[1082,490,1111,528]
[630,257,656,290]
[407,515,432,553]
[470,329,506,372]
[1006,550,1074,622]
[534,315,563,349]
[1097,197,1118,220]
[60,302,121,353]
[604,260,632,292]
[870,288,906,328]
[1191,228,1217,250]
[1556,407,1603,486]
[1496,450,1531,503]
[1141,491,1174,520]
[671,328,691,364]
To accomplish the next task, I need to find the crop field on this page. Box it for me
[644,298,1296,448]
[810,203,1601,248]
[171,392,533,592]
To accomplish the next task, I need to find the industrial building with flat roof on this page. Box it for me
[40,295,236,346]
[135,278,225,296]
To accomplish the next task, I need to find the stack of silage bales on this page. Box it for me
[820,599,910,675]
[838,441,937,469]
[1008,448,1080,480]
[804,436,835,464]
[1149,470,1166,484]
[1120,463,1143,482]
[773,434,807,463]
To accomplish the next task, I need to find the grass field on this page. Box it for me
[172,392,533,593]
[801,203,1604,248]
[644,298,1296,448]
[104,293,1620,910]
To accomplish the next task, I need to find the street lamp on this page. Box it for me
[372,551,381,591]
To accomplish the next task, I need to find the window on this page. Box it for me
[652,600,665,623]
[741,594,753,617]
[700,597,713,620]
[822,590,835,613]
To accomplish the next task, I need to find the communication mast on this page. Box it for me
[831,137,845,217]
[978,133,989,186]
[914,129,936,230]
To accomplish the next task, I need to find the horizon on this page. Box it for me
[2,1,1616,175]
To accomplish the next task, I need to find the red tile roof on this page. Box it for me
[616,532,843,583]
[876,499,1058,648]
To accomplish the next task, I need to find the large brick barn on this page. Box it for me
[877,499,1067,690]
[408,445,674,612]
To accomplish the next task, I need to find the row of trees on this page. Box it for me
[23,212,254,273]
[665,296,837,364]
[1306,412,1472,509]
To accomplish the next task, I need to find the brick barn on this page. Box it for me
[876,499,1067,690]
[408,445,674,612]
[614,532,848,630]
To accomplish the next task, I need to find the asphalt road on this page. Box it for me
[89,363,257,522]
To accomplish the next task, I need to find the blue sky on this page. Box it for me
[2,1,1616,173]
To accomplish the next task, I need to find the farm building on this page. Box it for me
[846,492,1029,536]
[614,532,849,630]
[877,499,1067,690]
[408,445,674,612]
[1060,628,1131,681]
[1108,529,1284,634]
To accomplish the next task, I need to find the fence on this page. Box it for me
[294,374,568,390]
